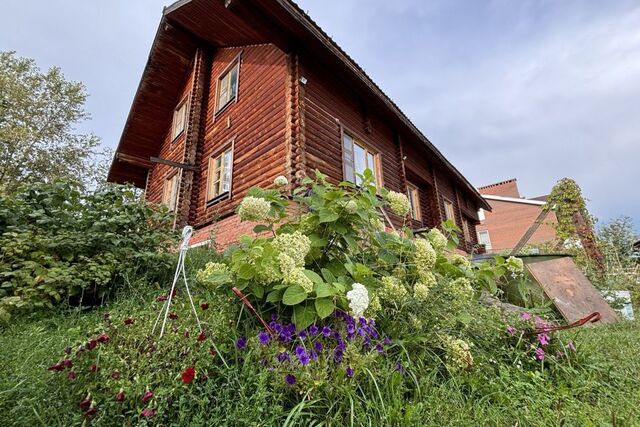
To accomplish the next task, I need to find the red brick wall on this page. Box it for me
[478,179,520,198]
[477,199,557,253]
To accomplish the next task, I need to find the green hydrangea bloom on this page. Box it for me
[426,228,448,252]
[238,196,271,222]
[386,191,410,217]
[377,276,407,303]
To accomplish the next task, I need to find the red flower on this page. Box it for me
[200,302,209,310]
[209,347,217,357]
[141,408,156,417]
[86,339,97,350]
[83,406,97,418]
[79,396,91,409]
[97,334,110,343]
[67,371,76,380]
[89,364,98,373]
[124,318,134,325]
[169,312,178,320]
[171,289,177,297]
[48,363,64,372]
[141,390,153,402]
[62,359,73,369]
[181,367,196,384]
[157,294,168,302]
[197,332,206,342]
[111,371,121,380]
[115,388,125,402]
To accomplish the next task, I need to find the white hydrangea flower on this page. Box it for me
[426,228,448,252]
[377,276,407,303]
[364,294,381,318]
[414,238,436,272]
[196,262,229,285]
[238,196,271,222]
[450,254,471,269]
[274,175,289,187]
[413,281,430,301]
[272,231,311,267]
[346,282,369,317]
[441,335,474,371]
[282,267,314,293]
[344,200,358,214]
[386,191,410,217]
[370,217,385,232]
[505,256,524,273]
[450,277,474,301]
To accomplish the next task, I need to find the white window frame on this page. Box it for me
[406,182,421,221]
[215,55,241,114]
[171,97,189,141]
[206,144,234,203]
[342,131,381,187]
[478,230,492,250]
[162,172,180,212]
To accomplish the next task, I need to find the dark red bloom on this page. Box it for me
[141,390,153,402]
[115,389,125,402]
[141,408,156,417]
[124,318,134,325]
[67,371,76,380]
[171,288,177,297]
[157,294,168,302]
[79,396,91,409]
[209,347,217,357]
[89,364,98,373]
[83,405,97,418]
[200,302,209,310]
[48,363,64,372]
[97,334,110,343]
[169,312,178,320]
[181,367,196,384]
[197,332,206,342]
[111,371,121,380]
[87,340,97,350]
[62,359,73,369]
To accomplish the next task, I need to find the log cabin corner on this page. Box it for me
[107,0,491,253]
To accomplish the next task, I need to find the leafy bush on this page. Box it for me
[42,172,585,423]
[0,181,176,319]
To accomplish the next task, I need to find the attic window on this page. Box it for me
[478,230,492,249]
[171,98,189,141]
[216,58,240,114]
[342,132,381,187]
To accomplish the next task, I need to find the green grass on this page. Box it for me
[1,285,639,426]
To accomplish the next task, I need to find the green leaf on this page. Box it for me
[282,285,307,306]
[293,304,317,329]
[320,268,336,283]
[266,289,283,303]
[253,224,272,234]
[236,263,255,280]
[309,234,328,248]
[315,298,335,319]
[318,210,339,223]
[314,282,335,298]
[303,269,324,285]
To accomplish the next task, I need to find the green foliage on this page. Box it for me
[0,181,176,319]
[0,51,108,193]
[544,177,591,244]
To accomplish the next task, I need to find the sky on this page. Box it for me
[2,0,639,231]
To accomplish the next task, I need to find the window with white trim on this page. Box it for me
[478,230,492,249]
[206,147,233,202]
[216,60,239,113]
[162,173,180,212]
[171,98,188,140]
[342,132,380,186]
[406,182,421,221]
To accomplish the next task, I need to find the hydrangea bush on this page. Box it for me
[47,170,580,422]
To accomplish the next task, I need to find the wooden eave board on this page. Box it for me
[526,257,618,324]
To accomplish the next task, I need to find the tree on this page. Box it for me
[598,216,639,266]
[0,51,105,193]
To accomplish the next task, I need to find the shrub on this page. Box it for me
[0,181,176,319]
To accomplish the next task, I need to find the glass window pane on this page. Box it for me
[342,134,353,153]
[354,143,365,184]
[222,150,232,192]
[229,67,238,99]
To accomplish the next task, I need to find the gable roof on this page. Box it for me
[107,0,490,210]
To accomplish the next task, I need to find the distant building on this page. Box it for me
[475,179,557,253]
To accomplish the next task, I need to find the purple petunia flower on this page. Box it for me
[375,343,384,354]
[322,326,332,337]
[298,330,307,340]
[535,347,545,361]
[346,366,354,378]
[313,341,323,352]
[395,361,406,375]
[258,331,270,346]
[271,313,278,321]
[506,325,517,335]
[310,350,318,361]
[383,337,392,346]
[335,340,346,352]
[566,340,576,352]
[276,351,291,363]
[295,345,305,357]
[358,317,367,326]
[285,374,296,385]
[347,323,356,334]
[236,336,247,350]
[520,312,532,321]
[334,349,344,363]
[309,325,319,335]
[538,333,550,346]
